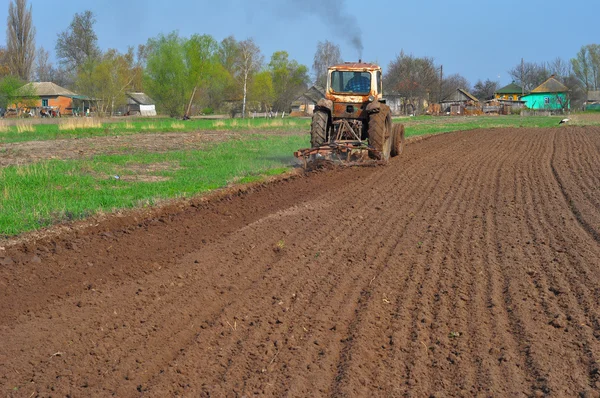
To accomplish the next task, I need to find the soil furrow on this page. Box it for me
[1,128,599,397]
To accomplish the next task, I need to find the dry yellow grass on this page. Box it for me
[124,121,134,129]
[212,120,226,128]
[58,118,102,130]
[141,123,157,131]
[16,121,35,133]
[171,122,185,129]
[0,122,9,133]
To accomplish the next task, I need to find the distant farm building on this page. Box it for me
[124,92,157,116]
[290,86,325,116]
[494,82,524,102]
[440,88,481,115]
[521,75,569,110]
[484,82,526,114]
[585,90,600,111]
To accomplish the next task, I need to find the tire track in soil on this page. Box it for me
[145,137,462,396]
[551,126,600,243]
[386,130,534,397]
[329,130,528,396]
[1,128,599,397]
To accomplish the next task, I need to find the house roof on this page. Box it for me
[587,90,600,102]
[458,88,479,102]
[496,82,524,95]
[531,76,569,93]
[292,86,325,106]
[18,82,77,97]
[127,92,155,105]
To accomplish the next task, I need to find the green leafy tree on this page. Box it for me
[250,70,274,111]
[0,75,23,109]
[0,75,37,112]
[77,49,137,115]
[144,32,222,117]
[144,32,187,117]
[183,34,219,116]
[268,51,309,112]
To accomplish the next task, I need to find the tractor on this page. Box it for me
[295,62,404,166]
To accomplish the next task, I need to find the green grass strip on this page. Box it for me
[0,135,308,236]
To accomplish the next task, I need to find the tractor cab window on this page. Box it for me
[330,71,371,94]
[377,71,382,94]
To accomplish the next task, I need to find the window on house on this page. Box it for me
[544,97,550,104]
[42,99,48,107]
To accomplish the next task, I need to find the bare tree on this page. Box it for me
[0,46,10,77]
[472,79,499,101]
[237,38,263,117]
[56,10,101,72]
[547,57,571,80]
[384,51,439,114]
[571,44,600,92]
[312,40,342,87]
[6,0,36,80]
[507,61,549,92]
[33,46,55,82]
[441,73,470,101]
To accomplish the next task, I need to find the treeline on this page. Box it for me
[0,1,311,117]
[1,0,599,116]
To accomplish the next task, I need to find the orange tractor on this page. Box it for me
[295,62,404,166]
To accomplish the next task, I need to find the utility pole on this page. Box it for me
[439,64,443,103]
[521,58,524,96]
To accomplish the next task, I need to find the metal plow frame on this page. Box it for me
[294,140,384,168]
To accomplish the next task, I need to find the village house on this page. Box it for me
[483,82,526,114]
[585,91,600,111]
[290,86,326,116]
[494,81,525,102]
[440,88,480,115]
[13,82,92,116]
[521,75,569,110]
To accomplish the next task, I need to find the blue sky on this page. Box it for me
[1,0,597,87]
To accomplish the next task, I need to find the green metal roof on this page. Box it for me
[496,82,524,94]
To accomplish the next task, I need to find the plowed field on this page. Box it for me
[1,127,600,397]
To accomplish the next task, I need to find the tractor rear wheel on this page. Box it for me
[391,124,405,157]
[310,110,329,148]
[368,104,392,160]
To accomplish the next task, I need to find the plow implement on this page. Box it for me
[294,140,385,168]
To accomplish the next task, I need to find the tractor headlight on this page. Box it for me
[368,95,375,102]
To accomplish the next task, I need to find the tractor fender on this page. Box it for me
[366,100,381,114]
[315,99,333,113]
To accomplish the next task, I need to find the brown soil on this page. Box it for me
[1,127,600,397]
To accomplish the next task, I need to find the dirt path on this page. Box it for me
[1,127,600,397]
